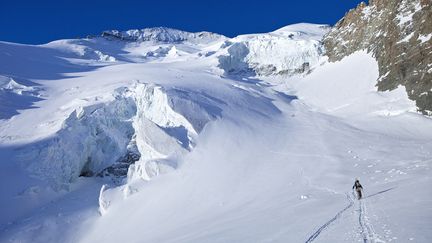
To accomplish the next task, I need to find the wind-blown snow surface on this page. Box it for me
[0,24,431,243]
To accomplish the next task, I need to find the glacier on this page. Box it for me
[0,24,431,243]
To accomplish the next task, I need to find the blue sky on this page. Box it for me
[1,0,366,44]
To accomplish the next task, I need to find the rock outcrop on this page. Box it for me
[324,0,432,114]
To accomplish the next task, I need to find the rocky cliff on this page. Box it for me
[324,0,432,114]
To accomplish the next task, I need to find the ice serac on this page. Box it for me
[0,75,36,95]
[101,27,226,44]
[218,23,329,76]
[23,91,136,189]
[324,0,432,114]
[128,83,223,181]
[22,83,221,188]
[0,75,42,120]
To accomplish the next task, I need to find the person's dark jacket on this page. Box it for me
[353,181,363,190]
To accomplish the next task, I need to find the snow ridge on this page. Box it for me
[102,27,226,44]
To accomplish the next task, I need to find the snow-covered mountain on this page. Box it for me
[0,13,431,243]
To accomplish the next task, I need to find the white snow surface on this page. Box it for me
[418,33,432,44]
[0,24,431,243]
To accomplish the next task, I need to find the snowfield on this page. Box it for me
[0,24,431,243]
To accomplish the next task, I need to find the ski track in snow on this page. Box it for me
[305,193,354,243]
[359,200,373,243]
[358,199,384,243]
[306,190,391,243]
[364,188,395,199]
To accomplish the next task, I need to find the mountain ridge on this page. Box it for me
[101,26,227,44]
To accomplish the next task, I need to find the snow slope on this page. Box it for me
[0,25,431,243]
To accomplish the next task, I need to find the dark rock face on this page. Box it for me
[98,151,140,179]
[324,0,432,114]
